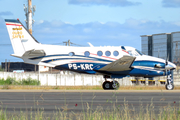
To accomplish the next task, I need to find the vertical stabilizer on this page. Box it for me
[5,19,39,57]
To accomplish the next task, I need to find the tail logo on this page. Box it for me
[13,26,22,30]
[12,26,24,39]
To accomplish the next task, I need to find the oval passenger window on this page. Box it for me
[84,51,90,57]
[69,52,75,56]
[105,51,111,56]
[113,51,119,56]
[97,51,103,56]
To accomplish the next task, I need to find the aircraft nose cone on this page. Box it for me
[165,62,176,70]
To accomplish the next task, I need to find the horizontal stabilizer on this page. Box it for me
[37,62,56,67]
[22,49,56,67]
[22,49,46,58]
[23,60,56,68]
[11,54,23,58]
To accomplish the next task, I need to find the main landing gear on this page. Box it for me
[102,78,120,90]
[165,74,174,90]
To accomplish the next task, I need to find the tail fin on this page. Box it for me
[5,19,39,58]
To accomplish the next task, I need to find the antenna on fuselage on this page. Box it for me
[87,42,94,47]
[63,40,86,47]
[63,40,72,46]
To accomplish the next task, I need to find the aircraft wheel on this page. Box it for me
[102,81,112,90]
[165,83,174,90]
[111,81,120,90]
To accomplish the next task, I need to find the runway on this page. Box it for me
[0,90,180,114]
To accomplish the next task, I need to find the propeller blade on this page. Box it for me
[165,54,169,76]
[166,53,169,65]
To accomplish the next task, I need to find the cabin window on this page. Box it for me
[97,51,103,56]
[84,51,90,57]
[105,51,111,56]
[113,51,119,56]
[69,52,75,56]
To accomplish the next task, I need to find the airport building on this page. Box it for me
[141,31,180,65]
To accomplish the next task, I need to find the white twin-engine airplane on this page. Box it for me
[5,19,176,90]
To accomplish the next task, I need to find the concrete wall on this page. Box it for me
[0,71,180,86]
[0,72,103,86]
[0,72,135,86]
[172,71,180,85]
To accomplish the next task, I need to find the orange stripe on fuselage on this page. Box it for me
[71,60,102,63]
[90,53,117,60]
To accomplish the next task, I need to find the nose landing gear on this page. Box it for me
[165,74,174,90]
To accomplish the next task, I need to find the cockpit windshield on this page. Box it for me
[135,49,143,56]
[127,49,143,57]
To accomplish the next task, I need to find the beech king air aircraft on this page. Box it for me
[5,19,176,90]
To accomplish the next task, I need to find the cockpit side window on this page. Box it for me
[127,50,142,57]
[128,51,133,56]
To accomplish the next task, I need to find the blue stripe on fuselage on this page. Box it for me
[132,60,165,68]
[55,62,105,74]
[29,54,114,63]
[129,68,167,77]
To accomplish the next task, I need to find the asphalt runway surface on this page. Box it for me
[0,90,180,114]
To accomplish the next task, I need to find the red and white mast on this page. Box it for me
[24,0,36,35]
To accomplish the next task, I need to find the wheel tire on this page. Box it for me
[111,81,120,90]
[102,81,112,90]
[165,83,174,90]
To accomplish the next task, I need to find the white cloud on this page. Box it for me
[36,20,44,24]
[1,17,180,62]
[0,11,13,16]
[162,0,180,7]
[83,28,93,33]
[51,20,65,27]
[68,0,141,7]
[31,19,180,47]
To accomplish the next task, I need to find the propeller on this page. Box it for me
[164,53,169,76]
[165,53,172,82]
[166,53,169,66]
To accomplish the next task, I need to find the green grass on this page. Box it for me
[1,77,180,91]
[0,90,179,120]
[3,85,180,90]
[0,66,4,72]
[0,100,179,120]
[0,77,40,86]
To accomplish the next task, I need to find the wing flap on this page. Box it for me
[98,55,136,71]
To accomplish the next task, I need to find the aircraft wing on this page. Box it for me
[97,55,136,71]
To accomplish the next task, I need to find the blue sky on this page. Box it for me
[0,0,180,63]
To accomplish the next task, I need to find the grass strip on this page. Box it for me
[0,99,179,120]
[0,85,180,90]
